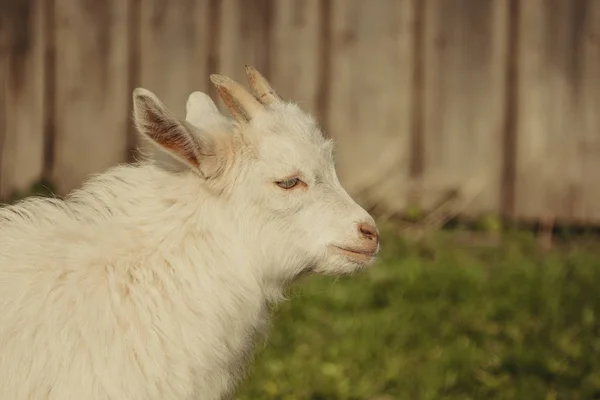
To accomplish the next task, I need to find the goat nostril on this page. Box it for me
[358,223,379,242]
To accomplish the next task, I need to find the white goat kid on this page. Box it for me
[0,66,379,400]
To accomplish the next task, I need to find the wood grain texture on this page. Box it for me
[0,0,46,199]
[51,0,130,195]
[514,0,600,223]
[1,0,599,224]
[138,0,210,118]
[420,0,509,214]
[269,0,321,117]
[136,0,211,157]
[213,0,272,114]
[327,0,415,211]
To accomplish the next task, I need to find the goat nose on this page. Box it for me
[358,222,379,243]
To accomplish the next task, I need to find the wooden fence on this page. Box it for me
[1,0,600,224]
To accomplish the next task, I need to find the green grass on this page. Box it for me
[236,229,600,400]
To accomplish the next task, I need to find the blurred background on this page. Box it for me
[2,0,600,399]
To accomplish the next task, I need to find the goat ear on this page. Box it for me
[133,88,201,169]
[133,88,230,179]
[185,91,232,130]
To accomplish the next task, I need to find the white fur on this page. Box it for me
[0,79,378,399]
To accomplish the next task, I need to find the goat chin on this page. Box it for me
[0,66,378,400]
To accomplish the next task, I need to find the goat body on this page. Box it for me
[0,66,379,400]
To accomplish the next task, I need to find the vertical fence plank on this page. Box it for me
[0,1,9,199]
[215,0,271,107]
[52,0,130,195]
[419,0,509,216]
[137,0,211,158]
[0,0,46,200]
[3,0,600,225]
[327,0,415,212]
[138,0,210,119]
[514,0,600,223]
[0,3,5,198]
[579,1,600,223]
[0,1,6,199]
[269,0,321,117]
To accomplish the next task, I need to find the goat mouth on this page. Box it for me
[332,246,377,263]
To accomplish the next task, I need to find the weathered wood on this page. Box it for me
[213,0,271,113]
[51,0,130,195]
[269,0,321,117]
[137,0,211,158]
[1,0,600,225]
[578,1,600,223]
[514,0,600,223]
[419,0,509,215]
[327,0,415,212]
[0,1,7,199]
[138,0,211,118]
[0,0,46,200]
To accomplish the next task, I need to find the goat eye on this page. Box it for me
[275,177,302,190]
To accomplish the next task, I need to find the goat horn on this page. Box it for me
[209,74,263,123]
[245,65,281,105]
